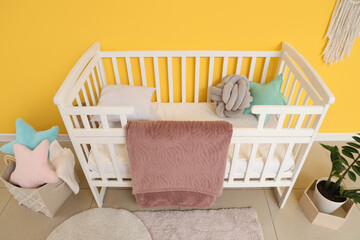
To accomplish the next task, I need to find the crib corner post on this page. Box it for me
[276,186,293,209]
[90,186,107,208]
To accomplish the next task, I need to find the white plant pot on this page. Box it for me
[313,177,346,214]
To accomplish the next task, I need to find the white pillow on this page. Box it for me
[93,85,159,122]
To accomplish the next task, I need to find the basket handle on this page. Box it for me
[4,155,15,165]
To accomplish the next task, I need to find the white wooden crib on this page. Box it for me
[54,42,334,208]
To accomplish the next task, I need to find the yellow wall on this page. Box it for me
[0,0,359,134]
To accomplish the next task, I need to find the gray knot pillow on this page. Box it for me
[209,74,253,117]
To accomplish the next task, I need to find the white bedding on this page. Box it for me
[89,102,293,177]
[88,143,295,177]
[153,102,278,128]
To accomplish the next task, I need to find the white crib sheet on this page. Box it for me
[87,143,295,177]
[152,102,278,128]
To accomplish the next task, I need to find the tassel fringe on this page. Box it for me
[323,0,360,64]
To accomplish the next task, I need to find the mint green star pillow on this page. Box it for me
[244,74,287,123]
[0,118,59,155]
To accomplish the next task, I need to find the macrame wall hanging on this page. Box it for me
[323,0,360,64]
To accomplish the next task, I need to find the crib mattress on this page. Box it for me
[87,143,295,177]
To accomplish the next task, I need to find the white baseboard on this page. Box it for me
[0,133,356,142]
[315,133,356,142]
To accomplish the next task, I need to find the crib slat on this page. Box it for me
[91,70,100,99]
[248,57,256,81]
[245,143,259,182]
[81,143,90,160]
[275,143,295,182]
[276,114,286,130]
[295,114,306,129]
[236,57,242,74]
[111,57,121,85]
[167,57,174,103]
[301,94,311,128]
[286,84,301,128]
[281,64,287,78]
[107,144,123,182]
[81,86,90,106]
[282,72,292,95]
[90,144,107,181]
[71,115,80,129]
[260,143,277,182]
[75,95,82,107]
[312,115,322,130]
[293,87,303,106]
[222,57,228,78]
[293,143,302,159]
[304,114,313,128]
[139,57,147,87]
[228,143,240,182]
[207,57,214,102]
[276,57,285,76]
[95,63,105,88]
[74,97,82,127]
[125,57,134,86]
[260,57,271,84]
[287,78,297,105]
[182,57,186,103]
[153,57,161,102]
[80,114,91,130]
[302,94,310,106]
[86,78,96,106]
[286,84,303,128]
[194,57,200,103]
[257,114,266,130]
[100,114,110,129]
[97,58,108,86]
[120,114,128,128]
[285,114,294,129]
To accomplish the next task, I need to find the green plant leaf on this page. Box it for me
[353,136,360,143]
[342,149,354,159]
[339,156,349,166]
[330,152,339,163]
[347,142,360,149]
[333,160,344,170]
[352,165,360,176]
[342,146,359,154]
[348,171,356,182]
[340,186,344,195]
[320,143,335,152]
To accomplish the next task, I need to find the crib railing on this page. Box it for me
[99,50,282,104]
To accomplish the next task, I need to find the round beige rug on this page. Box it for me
[47,208,151,240]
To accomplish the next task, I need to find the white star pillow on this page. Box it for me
[10,139,58,188]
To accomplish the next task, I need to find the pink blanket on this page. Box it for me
[125,121,233,208]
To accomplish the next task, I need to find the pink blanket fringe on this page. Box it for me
[126,121,233,208]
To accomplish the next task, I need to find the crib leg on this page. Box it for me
[274,185,293,209]
[90,186,107,208]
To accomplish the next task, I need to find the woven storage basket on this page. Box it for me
[0,161,72,217]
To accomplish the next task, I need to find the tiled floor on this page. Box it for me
[0,141,359,240]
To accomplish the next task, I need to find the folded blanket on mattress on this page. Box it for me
[125,121,233,208]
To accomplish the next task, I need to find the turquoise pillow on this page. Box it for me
[0,118,59,155]
[244,74,287,123]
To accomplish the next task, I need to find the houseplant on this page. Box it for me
[314,134,360,213]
